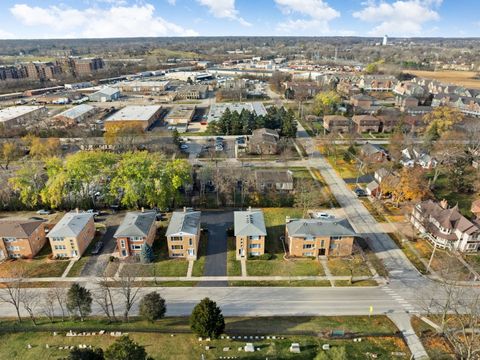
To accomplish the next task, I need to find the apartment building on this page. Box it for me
[71,58,104,76]
[286,217,357,257]
[352,115,381,133]
[234,209,267,259]
[114,211,157,258]
[165,209,201,260]
[323,115,352,133]
[47,212,95,258]
[0,219,46,260]
[411,200,480,252]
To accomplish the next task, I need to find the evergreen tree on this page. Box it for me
[139,243,154,263]
[172,128,181,147]
[190,297,225,338]
[66,283,92,321]
[105,336,150,360]
[68,347,104,360]
[139,292,166,322]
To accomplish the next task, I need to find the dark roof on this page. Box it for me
[114,211,156,238]
[287,218,356,238]
[0,219,43,238]
[255,170,293,183]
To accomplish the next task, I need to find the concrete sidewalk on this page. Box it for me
[389,313,430,360]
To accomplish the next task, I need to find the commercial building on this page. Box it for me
[175,84,208,100]
[207,102,267,123]
[165,106,195,126]
[88,87,121,102]
[54,104,96,125]
[0,219,46,260]
[164,71,212,82]
[165,208,201,260]
[105,105,162,131]
[286,217,357,257]
[411,200,480,252]
[0,106,47,128]
[116,80,170,94]
[47,211,95,258]
[114,211,157,258]
[234,209,267,259]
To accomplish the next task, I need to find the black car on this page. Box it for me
[354,188,367,197]
[91,241,104,255]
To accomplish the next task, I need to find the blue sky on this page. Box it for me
[0,0,478,39]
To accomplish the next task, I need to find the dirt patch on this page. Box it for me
[407,70,480,89]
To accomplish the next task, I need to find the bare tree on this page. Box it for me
[294,178,324,217]
[21,290,39,326]
[51,286,67,322]
[41,289,57,323]
[95,277,117,322]
[0,268,26,322]
[116,265,141,322]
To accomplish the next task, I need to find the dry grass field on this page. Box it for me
[407,70,480,89]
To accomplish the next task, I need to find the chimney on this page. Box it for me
[141,207,144,213]
[75,208,79,214]
[248,206,252,212]
[440,199,448,209]
[183,206,187,213]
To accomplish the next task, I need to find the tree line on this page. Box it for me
[5,150,191,210]
[206,106,297,138]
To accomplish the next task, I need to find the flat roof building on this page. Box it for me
[116,80,170,94]
[88,87,121,102]
[0,106,47,128]
[165,106,195,126]
[54,104,96,124]
[207,102,267,123]
[105,105,162,131]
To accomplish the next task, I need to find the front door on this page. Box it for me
[319,248,326,256]
[188,249,195,257]
[71,250,78,257]
[239,248,245,257]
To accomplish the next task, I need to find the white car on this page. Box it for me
[314,212,334,220]
[180,144,189,150]
[215,145,223,152]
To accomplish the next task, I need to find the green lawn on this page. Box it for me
[323,148,360,179]
[326,256,373,277]
[359,199,388,223]
[389,233,428,274]
[191,233,208,277]
[227,237,242,276]
[0,316,408,360]
[247,258,325,276]
[263,207,303,255]
[0,244,70,278]
[229,280,331,287]
[334,280,378,287]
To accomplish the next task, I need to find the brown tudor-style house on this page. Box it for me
[286,217,358,257]
[114,210,157,258]
[0,219,46,259]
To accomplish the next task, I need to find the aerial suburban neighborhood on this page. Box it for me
[0,1,479,359]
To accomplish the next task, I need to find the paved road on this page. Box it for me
[198,211,233,286]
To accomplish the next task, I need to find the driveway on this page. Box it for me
[79,213,122,277]
[198,211,233,286]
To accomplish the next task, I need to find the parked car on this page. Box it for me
[313,212,334,220]
[36,209,51,215]
[215,145,224,152]
[180,144,189,150]
[354,188,367,197]
[91,241,104,255]
[86,209,100,217]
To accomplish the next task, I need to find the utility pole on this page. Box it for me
[427,241,437,273]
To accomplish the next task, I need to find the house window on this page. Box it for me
[303,252,314,257]
[51,237,64,242]
[303,244,314,249]
[120,240,126,249]
[3,237,16,243]
[467,243,477,250]
[7,246,20,251]
[54,245,66,250]
[304,236,314,241]
[10,253,21,258]
[130,236,143,242]
[171,253,183,257]
[248,236,260,241]
[249,252,261,256]
[130,245,142,250]
[189,239,193,246]
[171,245,183,250]
[170,236,183,241]
[331,236,342,241]
[319,240,325,248]
[249,244,261,249]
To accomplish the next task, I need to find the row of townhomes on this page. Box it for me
[0,208,361,261]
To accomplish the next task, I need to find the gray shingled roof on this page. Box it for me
[114,211,156,238]
[48,212,93,238]
[0,219,43,238]
[166,210,201,236]
[234,210,267,237]
[286,218,356,238]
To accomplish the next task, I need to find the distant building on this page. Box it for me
[165,208,201,260]
[114,211,157,258]
[411,200,480,252]
[0,106,47,128]
[234,208,267,259]
[248,128,280,155]
[48,211,95,258]
[382,35,388,46]
[0,219,46,259]
[352,115,381,133]
[175,84,208,100]
[286,217,358,257]
[88,87,121,102]
[323,115,352,133]
[54,104,96,125]
[360,143,388,162]
[165,106,195,126]
[116,80,170,94]
[71,57,105,76]
[105,105,162,131]
[255,170,294,192]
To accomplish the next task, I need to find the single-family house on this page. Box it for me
[0,219,46,260]
[248,128,280,155]
[165,208,201,260]
[286,217,358,257]
[255,170,294,192]
[234,208,267,259]
[360,143,388,162]
[48,211,95,258]
[411,200,480,252]
[366,181,380,197]
[114,211,157,258]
